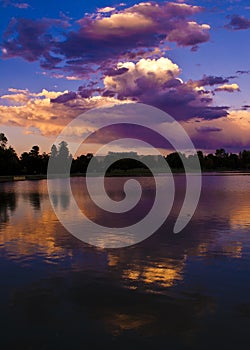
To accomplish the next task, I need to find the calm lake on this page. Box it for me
[1,175,250,349]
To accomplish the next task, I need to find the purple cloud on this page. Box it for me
[143,90,228,120]
[225,14,250,30]
[236,70,250,75]
[104,67,129,77]
[242,105,250,110]
[196,75,230,86]
[13,2,29,8]
[196,126,222,133]
[1,0,29,8]
[2,2,210,75]
[2,17,68,64]
[51,75,229,122]
[51,91,77,103]
[101,59,229,120]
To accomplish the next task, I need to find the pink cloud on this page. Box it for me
[2,2,210,75]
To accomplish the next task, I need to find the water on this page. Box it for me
[0,175,250,349]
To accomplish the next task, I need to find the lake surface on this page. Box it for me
[1,175,250,349]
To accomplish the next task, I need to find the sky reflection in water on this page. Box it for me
[0,175,250,349]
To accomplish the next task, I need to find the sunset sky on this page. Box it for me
[0,0,250,155]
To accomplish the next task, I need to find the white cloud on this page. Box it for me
[104,57,181,95]
[97,7,116,13]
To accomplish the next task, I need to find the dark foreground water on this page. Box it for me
[1,175,250,349]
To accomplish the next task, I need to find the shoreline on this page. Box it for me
[1,169,250,183]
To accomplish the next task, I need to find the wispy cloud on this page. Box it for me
[97,7,116,13]
[1,0,30,9]
[225,14,250,30]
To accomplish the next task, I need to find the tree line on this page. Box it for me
[1,132,250,176]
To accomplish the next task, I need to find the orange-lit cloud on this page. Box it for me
[0,88,130,136]
[215,83,240,93]
[97,6,116,13]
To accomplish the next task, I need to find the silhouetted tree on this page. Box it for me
[0,133,8,149]
[50,144,58,159]
[20,145,43,174]
[166,152,185,169]
[3,130,250,176]
[0,133,20,175]
[55,141,72,174]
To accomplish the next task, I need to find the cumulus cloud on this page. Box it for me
[102,57,228,120]
[2,2,210,76]
[215,83,240,93]
[225,14,250,30]
[166,21,210,46]
[104,57,181,97]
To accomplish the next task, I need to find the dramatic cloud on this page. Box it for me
[1,86,249,153]
[0,88,130,136]
[102,57,228,120]
[104,57,181,97]
[215,83,240,93]
[225,14,250,30]
[2,2,210,76]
